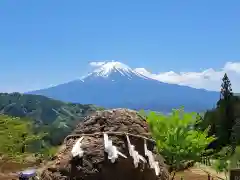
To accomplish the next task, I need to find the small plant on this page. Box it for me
[208,146,240,180]
[212,158,230,180]
[229,146,240,168]
[39,146,59,160]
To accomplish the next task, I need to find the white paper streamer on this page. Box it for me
[71,137,84,158]
[126,135,146,167]
[104,133,127,163]
[144,140,160,176]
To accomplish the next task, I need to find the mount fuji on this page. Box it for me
[27,62,219,112]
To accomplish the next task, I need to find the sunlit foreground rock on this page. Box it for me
[40,108,169,180]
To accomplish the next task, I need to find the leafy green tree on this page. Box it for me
[140,108,215,179]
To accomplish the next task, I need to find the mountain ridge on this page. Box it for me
[0,92,99,145]
[27,61,219,112]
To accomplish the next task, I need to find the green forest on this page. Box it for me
[0,93,101,163]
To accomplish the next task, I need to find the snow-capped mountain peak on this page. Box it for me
[93,61,132,77]
[84,61,150,79]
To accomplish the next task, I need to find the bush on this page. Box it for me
[140,108,215,174]
[0,115,46,163]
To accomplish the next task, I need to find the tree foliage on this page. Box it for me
[220,73,236,152]
[141,108,215,172]
[219,73,233,101]
[0,92,98,147]
[0,115,45,161]
[200,73,239,153]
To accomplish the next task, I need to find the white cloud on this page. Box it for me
[89,61,106,67]
[134,62,240,92]
[224,62,240,73]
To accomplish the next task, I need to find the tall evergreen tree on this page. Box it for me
[204,73,236,153]
[218,73,236,153]
[219,73,233,102]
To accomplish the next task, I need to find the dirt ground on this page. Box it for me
[175,168,223,180]
[0,170,223,180]
[0,160,38,180]
[0,169,223,180]
[0,173,17,180]
[0,162,225,180]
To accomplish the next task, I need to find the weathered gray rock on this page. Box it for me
[40,108,169,180]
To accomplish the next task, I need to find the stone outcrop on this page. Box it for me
[40,108,169,180]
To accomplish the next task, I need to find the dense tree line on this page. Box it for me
[0,93,99,146]
[198,73,240,154]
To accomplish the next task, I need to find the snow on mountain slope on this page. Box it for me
[82,61,150,80]
[27,61,219,112]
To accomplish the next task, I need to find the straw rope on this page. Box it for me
[64,131,156,144]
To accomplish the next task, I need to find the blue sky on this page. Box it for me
[0,0,240,92]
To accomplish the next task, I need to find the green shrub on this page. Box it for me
[140,108,215,173]
[0,115,45,162]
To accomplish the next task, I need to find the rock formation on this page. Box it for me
[40,108,169,180]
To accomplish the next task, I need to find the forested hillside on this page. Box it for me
[0,115,43,161]
[0,92,100,146]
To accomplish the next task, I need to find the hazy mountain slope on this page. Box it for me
[28,62,219,112]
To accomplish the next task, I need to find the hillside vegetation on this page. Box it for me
[0,115,44,164]
[0,92,100,147]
